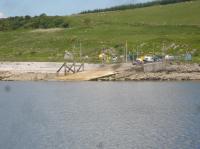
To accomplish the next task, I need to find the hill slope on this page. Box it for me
[0,0,200,62]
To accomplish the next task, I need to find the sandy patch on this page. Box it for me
[31,28,64,33]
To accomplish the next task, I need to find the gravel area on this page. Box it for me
[0,62,200,81]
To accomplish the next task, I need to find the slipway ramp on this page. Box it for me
[57,70,116,81]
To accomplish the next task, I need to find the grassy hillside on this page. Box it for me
[0,0,200,62]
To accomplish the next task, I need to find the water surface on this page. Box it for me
[0,81,200,149]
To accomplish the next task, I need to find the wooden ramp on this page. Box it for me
[57,70,116,81]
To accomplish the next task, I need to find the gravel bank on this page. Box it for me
[0,62,200,81]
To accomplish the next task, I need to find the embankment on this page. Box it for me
[0,62,200,81]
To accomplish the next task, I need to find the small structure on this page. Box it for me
[57,51,84,75]
[185,53,192,61]
[64,51,73,61]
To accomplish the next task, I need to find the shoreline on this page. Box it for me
[0,62,200,81]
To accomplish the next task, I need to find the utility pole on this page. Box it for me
[136,47,138,59]
[162,43,165,62]
[153,43,155,56]
[79,41,82,59]
[125,41,128,63]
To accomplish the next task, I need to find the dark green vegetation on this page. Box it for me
[0,13,69,31]
[80,0,191,14]
[0,0,200,62]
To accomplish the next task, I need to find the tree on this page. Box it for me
[25,15,31,20]
[0,14,69,31]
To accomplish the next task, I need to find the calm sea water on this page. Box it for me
[0,81,200,149]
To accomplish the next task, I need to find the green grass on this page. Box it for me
[0,0,200,62]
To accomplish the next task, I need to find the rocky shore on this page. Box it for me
[97,72,200,81]
[0,62,200,81]
[93,63,200,81]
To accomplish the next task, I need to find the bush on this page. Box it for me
[0,14,69,31]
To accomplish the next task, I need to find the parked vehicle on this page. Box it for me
[144,56,154,63]
[153,55,163,62]
[165,55,175,61]
[133,60,143,65]
[112,56,118,62]
[132,58,143,65]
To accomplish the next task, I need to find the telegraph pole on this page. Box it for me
[79,41,82,59]
[125,41,128,63]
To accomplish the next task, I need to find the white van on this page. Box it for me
[144,56,154,63]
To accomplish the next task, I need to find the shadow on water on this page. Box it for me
[4,85,11,93]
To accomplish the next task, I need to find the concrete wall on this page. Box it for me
[143,62,165,72]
